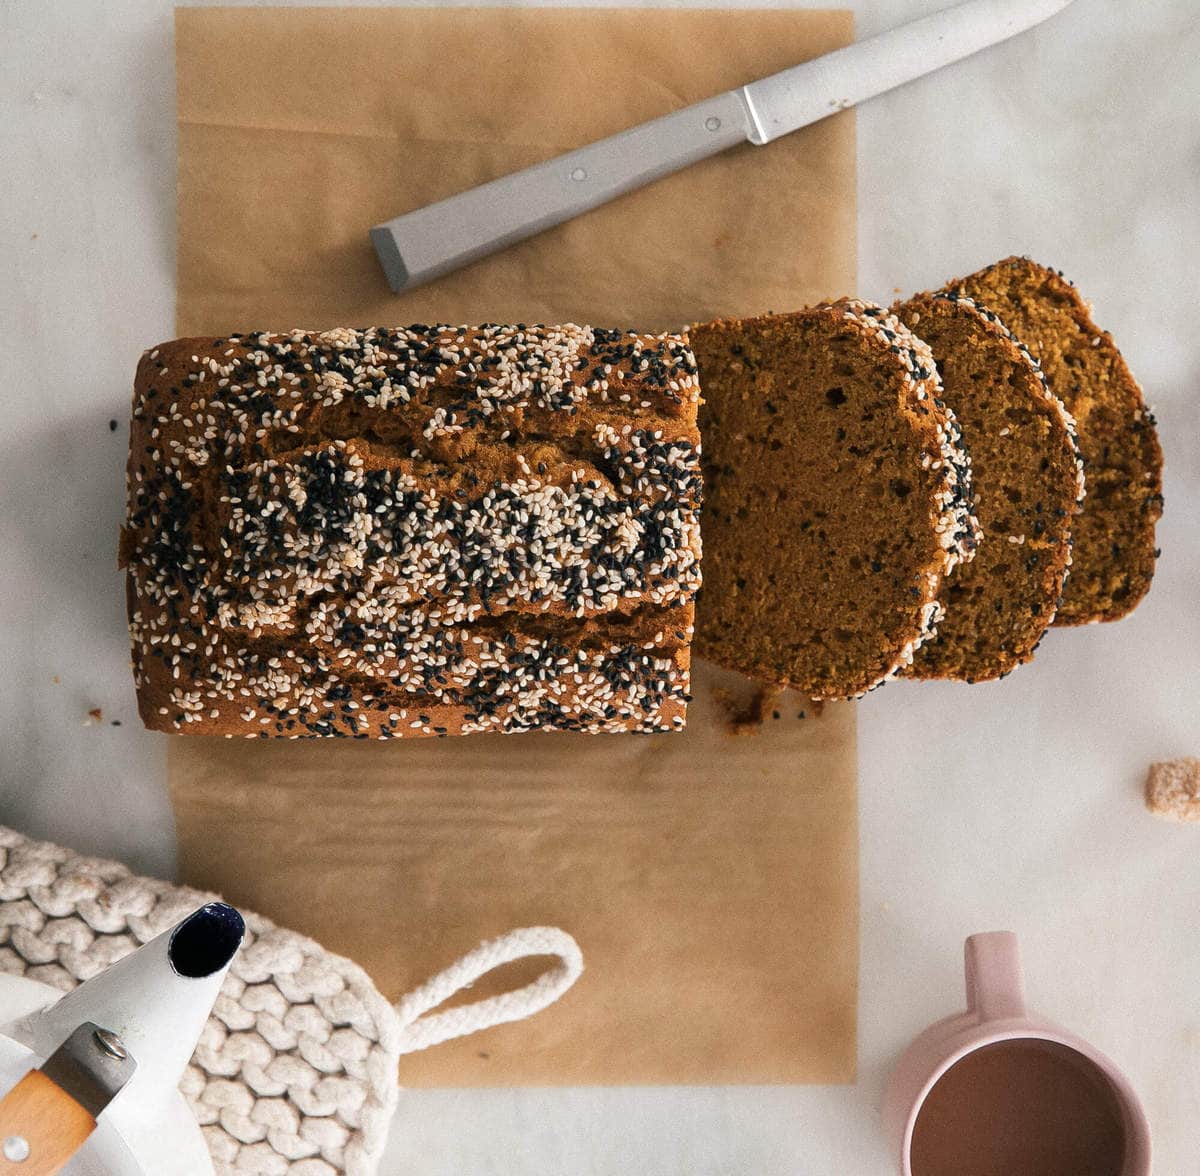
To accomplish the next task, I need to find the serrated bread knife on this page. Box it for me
[371,0,1076,292]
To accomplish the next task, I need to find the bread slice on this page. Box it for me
[949,257,1163,624]
[893,292,1084,681]
[691,300,979,700]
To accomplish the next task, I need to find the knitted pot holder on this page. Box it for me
[0,826,582,1174]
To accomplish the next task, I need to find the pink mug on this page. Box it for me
[882,932,1151,1176]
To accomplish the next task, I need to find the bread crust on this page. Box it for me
[121,326,702,737]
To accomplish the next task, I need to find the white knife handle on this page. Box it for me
[371,91,754,293]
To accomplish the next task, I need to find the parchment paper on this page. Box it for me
[173,5,858,1085]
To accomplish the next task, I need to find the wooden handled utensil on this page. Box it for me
[0,1023,136,1174]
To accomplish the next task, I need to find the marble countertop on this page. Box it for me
[2,0,1197,1172]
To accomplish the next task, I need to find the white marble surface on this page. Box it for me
[2,0,1198,1171]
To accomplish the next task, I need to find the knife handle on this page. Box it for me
[0,1070,95,1174]
[371,90,753,293]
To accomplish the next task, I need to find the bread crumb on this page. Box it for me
[716,685,782,736]
[84,707,103,727]
[1145,758,1200,822]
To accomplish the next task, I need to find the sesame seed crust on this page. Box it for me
[120,325,701,737]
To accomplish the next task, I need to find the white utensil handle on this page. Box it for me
[370,91,753,292]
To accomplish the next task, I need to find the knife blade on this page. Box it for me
[371,0,1076,292]
[742,0,1076,144]
[0,1023,136,1175]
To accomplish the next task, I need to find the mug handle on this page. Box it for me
[964,931,1026,1022]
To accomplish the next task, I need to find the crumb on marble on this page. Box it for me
[717,684,782,736]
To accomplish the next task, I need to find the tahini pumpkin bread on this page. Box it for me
[120,325,702,737]
[949,256,1163,625]
[691,299,980,700]
[893,291,1084,681]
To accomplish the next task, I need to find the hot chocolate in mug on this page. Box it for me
[882,932,1151,1176]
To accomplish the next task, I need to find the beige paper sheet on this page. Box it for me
[173,5,858,1085]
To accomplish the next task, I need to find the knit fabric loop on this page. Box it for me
[394,926,583,1055]
[0,827,582,1174]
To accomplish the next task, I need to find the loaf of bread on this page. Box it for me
[120,325,702,737]
[948,257,1163,625]
[691,300,979,699]
[894,291,1084,681]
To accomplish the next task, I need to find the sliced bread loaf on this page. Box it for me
[949,257,1163,624]
[692,300,979,700]
[893,292,1084,681]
